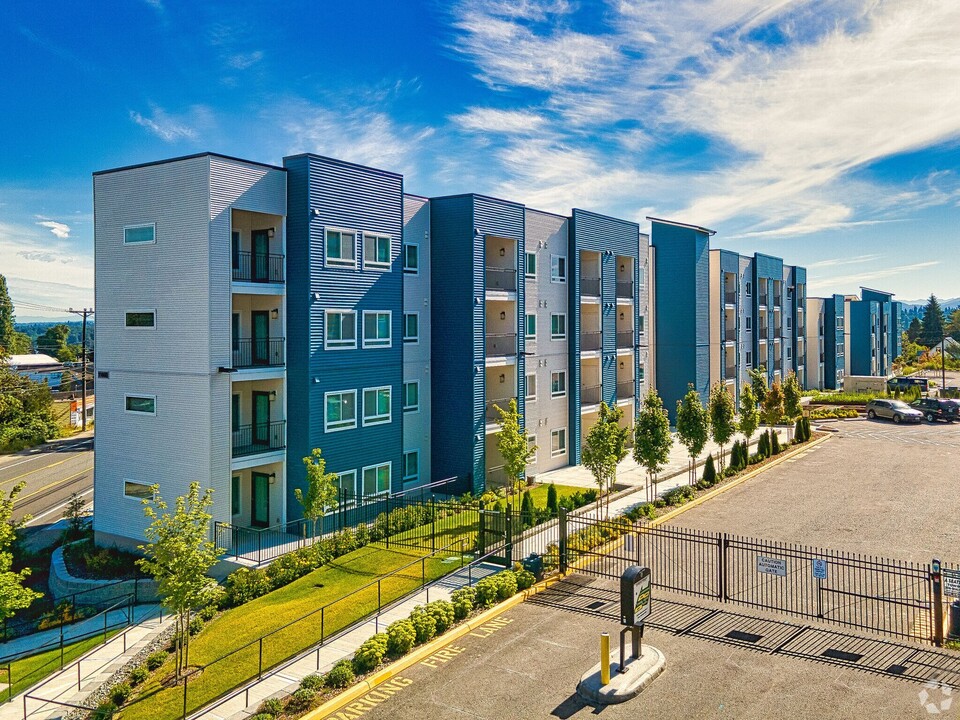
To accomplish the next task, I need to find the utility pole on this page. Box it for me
[943,335,947,398]
[68,308,94,431]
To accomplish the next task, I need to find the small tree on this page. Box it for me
[62,492,90,543]
[582,402,629,517]
[546,483,559,517]
[296,449,339,538]
[762,381,785,428]
[701,454,716,486]
[783,372,803,423]
[495,399,536,507]
[708,382,736,470]
[633,390,673,503]
[0,482,41,623]
[676,385,710,486]
[139,483,223,681]
[738,383,760,446]
[748,365,768,406]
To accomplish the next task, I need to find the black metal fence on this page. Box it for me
[233,252,284,283]
[232,338,285,368]
[231,422,285,458]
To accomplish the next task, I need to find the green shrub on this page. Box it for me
[250,715,273,720]
[702,454,716,486]
[198,604,218,622]
[265,551,315,589]
[90,701,117,720]
[109,683,131,706]
[450,587,475,620]
[129,666,149,686]
[513,566,535,591]
[473,576,500,608]
[770,431,781,455]
[258,697,283,716]
[794,417,804,442]
[188,615,204,636]
[352,633,387,674]
[653,498,667,508]
[494,570,518,600]
[409,606,437,644]
[224,567,272,607]
[286,687,317,712]
[803,417,812,438]
[748,453,762,464]
[386,619,416,658]
[546,483,559,516]
[146,651,167,671]
[425,600,456,634]
[757,431,769,458]
[723,466,738,478]
[323,659,354,689]
[662,486,695,506]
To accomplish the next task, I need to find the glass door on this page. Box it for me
[252,310,269,365]
[252,229,269,282]
[252,391,270,446]
[251,472,270,528]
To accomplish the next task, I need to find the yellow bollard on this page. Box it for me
[600,632,611,685]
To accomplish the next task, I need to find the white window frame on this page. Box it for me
[124,481,155,500]
[363,233,392,270]
[324,310,357,350]
[362,386,392,427]
[362,310,392,348]
[638,366,645,381]
[403,243,419,275]
[551,370,566,398]
[124,394,156,416]
[550,313,566,340]
[550,254,567,283]
[123,223,156,245]
[525,252,537,279]
[336,470,357,507]
[324,390,357,432]
[525,373,537,402]
[324,227,357,268]
[638,315,645,334]
[550,428,567,457]
[525,313,537,341]
[402,450,419,483]
[527,434,537,464]
[745,316,752,331]
[125,309,156,330]
[745,281,752,297]
[403,312,419,345]
[746,351,753,366]
[361,462,391,497]
[403,380,420,413]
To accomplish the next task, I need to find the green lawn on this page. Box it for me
[117,543,464,720]
[3,632,115,699]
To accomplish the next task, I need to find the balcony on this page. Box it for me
[486,268,517,292]
[724,290,737,305]
[581,332,602,352]
[232,421,285,458]
[773,293,783,307]
[486,333,517,357]
[724,328,738,342]
[725,365,737,380]
[233,338,285,369]
[616,281,634,300]
[616,380,635,398]
[486,465,508,489]
[581,384,602,405]
[233,252,284,284]
[485,397,516,424]
[774,324,783,336]
[773,360,783,372]
[616,331,634,350]
[580,277,601,297]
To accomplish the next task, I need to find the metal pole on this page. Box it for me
[932,558,945,647]
[600,633,610,685]
[942,336,947,396]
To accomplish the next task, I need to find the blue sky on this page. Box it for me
[2,0,959,318]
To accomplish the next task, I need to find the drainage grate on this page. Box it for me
[822,648,863,662]
[725,630,763,644]
[885,664,909,675]
[586,600,608,610]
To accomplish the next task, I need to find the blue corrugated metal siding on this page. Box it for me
[284,154,404,514]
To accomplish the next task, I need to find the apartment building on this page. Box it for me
[823,294,846,389]
[805,297,826,390]
[845,288,902,379]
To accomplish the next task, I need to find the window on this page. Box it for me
[124,223,155,245]
[525,252,537,279]
[324,390,357,432]
[550,428,567,457]
[638,315,645,334]
[550,313,566,340]
[638,366,645,381]
[325,310,357,349]
[745,281,752,296]
[124,481,154,500]
[746,351,753,366]
[550,255,566,283]
[363,311,392,348]
[362,387,391,426]
[337,470,357,505]
[125,311,155,328]
[231,476,240,515]
[787,348,792,360]
[638,267,645,288]
[403,313,419,344]
[745,316,752,331]
[362,462,390,496]
[363,234,391,270]
[125,395,156,415]
[403,243,419,274]
[525,373,537,402]
[551,371,566,398]
[527,434,537,464]
[787,318,792,330]
[402,451,419,483]
[403,381,419,413]
[325,228,356,267]
[525,313,537,341]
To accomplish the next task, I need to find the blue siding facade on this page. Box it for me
[284,154,405,513]
[824,294,845,389]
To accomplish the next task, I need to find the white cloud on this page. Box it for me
[227,51,263,70]
[36,219,71,239]
[452,108,546,134]
[808,260,940,293]
[129,105,212,142]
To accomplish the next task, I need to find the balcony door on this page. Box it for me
[251,310,269,365]
[251,472,270,528]
[252,391,270,446]
[252,229,270,282]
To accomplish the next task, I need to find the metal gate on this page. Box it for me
[477,509,512,567]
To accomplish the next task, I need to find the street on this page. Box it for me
[0,432,93,527]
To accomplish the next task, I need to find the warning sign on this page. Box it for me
[757,556,787,577]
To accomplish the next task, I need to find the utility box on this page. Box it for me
[620,566,652,627]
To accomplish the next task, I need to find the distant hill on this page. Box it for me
[900,297,960,311]
[14,320,95,348]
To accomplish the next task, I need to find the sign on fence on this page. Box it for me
[812,559,828,580]
[757,556,787,577]
[944,569,960,599]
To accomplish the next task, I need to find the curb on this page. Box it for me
[303,574,563,720]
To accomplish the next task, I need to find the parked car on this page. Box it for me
[887,376,929,393]
[865,399,924,424]
[911,397,960,423]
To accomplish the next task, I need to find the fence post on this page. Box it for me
[718,533,728,602]
[505,504,513,568]
[182,674,188,719]
[386,494,391,549]
[932,558,944,647]
[478,510,486,557]
[258,638,264,680]
[431,497,436,553]
[559,509,568,574]
[60,618,65,669]
[321,606,325,644]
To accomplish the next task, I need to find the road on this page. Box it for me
[0,433,93,527]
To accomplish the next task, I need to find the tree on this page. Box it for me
[906,317,923,343]
[296,448,339,538]
[581,402,629,517]
[708,382,735,470]
[62,491,90,543]
[0,482,41,622]
[676,384,710,486]
[0,365,60,452]
[738,383,760,445]
[0,275,31,357]
[920,294,946,348]
[748,366,768,405]
[139,483,222,681]
[762,381,785,428]
[633,389,672,502]
[782,372,803,422]
[946,309,960,343]
[36,324,78,362]
[495,399,536,504]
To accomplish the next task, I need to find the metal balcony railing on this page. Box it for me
[580,277,601,296]
[773,293,783,307]
[581,331,602,351]
[232,421,285,458]
[724,290,737,305]
[724,328,738,342]
[486,267,517,292]
[725,365,738,379]
[616,281,634,299]
[616,331,634,349]
[485,397,516,423]
[485,333,517,357]
[232,338,285,368]
[581,384,602,405]
[616,381,635,399]
[233,252,284,283]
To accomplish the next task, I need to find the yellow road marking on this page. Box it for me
[0,455,90,489]
[17,469,91,502]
